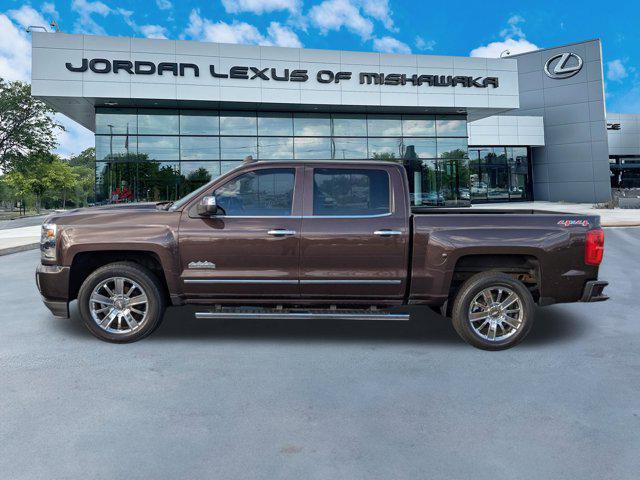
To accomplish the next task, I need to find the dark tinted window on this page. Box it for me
[214,168,295,216]
[313,168,390,216]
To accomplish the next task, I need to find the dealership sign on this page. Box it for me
[544,52,583,79]
[65,58,500,88]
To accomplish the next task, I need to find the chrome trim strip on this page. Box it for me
[184,279,298,284]
[300,279,402,285]
[373,230,403,236]
[220,215,302,219]
[195,312,410,321]
[302,212,393,219]
[215,213,393,219]
[184,279,401,285]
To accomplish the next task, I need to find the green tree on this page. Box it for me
[3,153,79,212]
[72,165,95,207]
[2,170,30,214]
[47,159,79,209]
[0,79,63,170]
[372,152,397,162]
[69,147,95,169]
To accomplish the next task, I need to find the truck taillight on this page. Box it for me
[585,228,604,266]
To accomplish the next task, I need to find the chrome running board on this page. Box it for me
[195,308,409,321]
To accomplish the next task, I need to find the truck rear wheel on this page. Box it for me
[77,262,165,343]
[451,272,534,350]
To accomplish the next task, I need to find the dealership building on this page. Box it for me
[31,32,621,205]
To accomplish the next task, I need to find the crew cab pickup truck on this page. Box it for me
[36,161,608,349]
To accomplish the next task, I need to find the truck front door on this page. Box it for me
[178,166,303,300]
[299,165,410,301]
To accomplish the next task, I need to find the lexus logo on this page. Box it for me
[544,52,583,79]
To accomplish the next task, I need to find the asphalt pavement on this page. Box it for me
[1,228,638,480]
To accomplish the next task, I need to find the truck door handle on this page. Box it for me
[374,230,403,236]
[267,229,297,236]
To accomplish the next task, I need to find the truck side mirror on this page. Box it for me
[197,195,219,216]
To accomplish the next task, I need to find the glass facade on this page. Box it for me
[467,147,532,202]
[94,108,470,205]
[610,156,640,188]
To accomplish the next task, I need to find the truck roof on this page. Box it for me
[242,160,401,167]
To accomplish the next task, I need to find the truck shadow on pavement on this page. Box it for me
[63,302,586,346]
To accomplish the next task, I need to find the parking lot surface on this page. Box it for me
[1,228,639,480]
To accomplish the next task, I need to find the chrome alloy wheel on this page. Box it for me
[468,286,523,342]
[89,277,149,334]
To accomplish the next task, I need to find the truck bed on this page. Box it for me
[407,210,601,306]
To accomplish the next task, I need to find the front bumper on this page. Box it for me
[581,280,609,302]
[36,264,71,318]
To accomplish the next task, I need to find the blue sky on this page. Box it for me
[1,0,639,156]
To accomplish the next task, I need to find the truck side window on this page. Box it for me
[313,168,390,216]
[213,168,295,216]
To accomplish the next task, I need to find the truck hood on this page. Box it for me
[44,202,176,226]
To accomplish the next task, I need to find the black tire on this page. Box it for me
[77,262,165,343]
[451,271,534,350]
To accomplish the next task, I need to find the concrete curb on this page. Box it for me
[603,222,640,227]
[0,243,40,256]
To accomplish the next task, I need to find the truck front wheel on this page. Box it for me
[451,272,534,350]
[77,262,166,343]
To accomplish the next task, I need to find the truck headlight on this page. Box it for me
[41,223,58,262]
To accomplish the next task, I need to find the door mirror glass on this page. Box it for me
[197,195,219,216]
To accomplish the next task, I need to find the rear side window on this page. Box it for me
[214,168,295,216]
[313,168,390,216]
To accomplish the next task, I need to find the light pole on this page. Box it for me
[107,124,114,202]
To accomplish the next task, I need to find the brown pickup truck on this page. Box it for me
[36,161,607,349]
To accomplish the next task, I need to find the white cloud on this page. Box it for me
[116,8,135,30]
[184,9,302,47]
[415,35,435,51]
[607,59,628,82]
[7,5,48,29]
[470,15,538,58]
[115,8,171,40]
[198,20,266,44]
[372,35,410,54]
[184,8,204,39]
[0,13,31,81]
[360,0,395,31]
[41,2,59,20]
[71,0,111,35]
[155,0,172,10]
[140,24,168,39]
[470,37,538,58]
[222,0,300,15]
[500,14,525,39]
[266,21,303,47]
[308,0,373,40]
[306,0,396,40]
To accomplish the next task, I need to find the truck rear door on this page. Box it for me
[299,165,410,301]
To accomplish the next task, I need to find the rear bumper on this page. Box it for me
[581,280,609,302]
[36,264,70,318]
